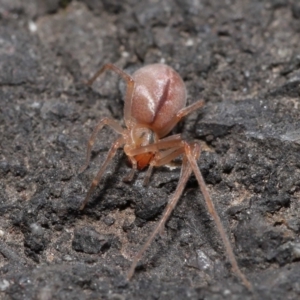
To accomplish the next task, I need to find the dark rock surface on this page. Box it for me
[1,0,300,299]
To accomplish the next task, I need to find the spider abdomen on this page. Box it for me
[131,64,187,138]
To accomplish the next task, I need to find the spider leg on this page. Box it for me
[80,136,125,210]
[87,63,135,125]
[152,147,185,167]
[177,100,205,119]
[158,100,205,137]
[127,144,200,280]
[123,157,137,182]
[79,117,124,173]
[158,133,182,141]
[143,146,185,186]
[126,135,183,186]
[185,142,252,290]
[142,164,154,186]
[128,134,184,157]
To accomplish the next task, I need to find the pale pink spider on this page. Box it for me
[79,63,252,290]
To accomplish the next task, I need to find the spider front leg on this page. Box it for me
[185,144,252,290]
[143,145,185,186]
[126,140,252,290]
[127,134,184,186]
[127,142,199,280]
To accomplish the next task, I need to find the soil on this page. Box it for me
[1,1,300,299]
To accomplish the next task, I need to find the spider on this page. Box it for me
[79,63,252,290]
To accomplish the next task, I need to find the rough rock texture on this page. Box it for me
[1,0,300,299]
